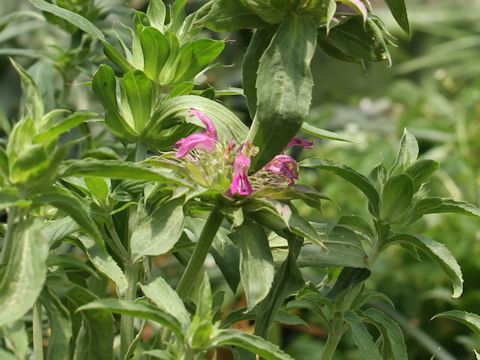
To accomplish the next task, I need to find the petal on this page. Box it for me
[175,133,217,158]
[190,108,217,139]
[287,137,314,149]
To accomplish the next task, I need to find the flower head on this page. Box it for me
[264,155,299,185]
[287,137,314,149]
[175,109,218,158]
[230,152,253,196]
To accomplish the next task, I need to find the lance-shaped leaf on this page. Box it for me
[300,158,380,215]
[0,219,48,326]
[59,158,189,186]
[130,198,185,262]
[2,320,28,360]
[32,187,105,249]
[76,235,128,296]
[362,308,408,360]
[404,159,439,191]
[301,122,352,142]
[77,299,184,341]
[249,15,317,171]
[242,26,276,118]
[171,39,224,84]
[384,0,410,35]
[40,288,73,360]
[92,65,138,142]
[381,174,414,222]
[392,129,419,173]
[140,277,190,329]
[29,0,132,72]
[384,233,463,298]
[34,112,98,143]
[199,0,267,32]
[147,0,166,31]
[230,221,274,310]
[344,311,383,360]
[140,27,170,82]
[63,283,114,360]
[255,235,304,337]
[403,198,480,225]
[121,70,155,133]
[432,310,480,336]
[143,95,248,146]
[211,329,294,360]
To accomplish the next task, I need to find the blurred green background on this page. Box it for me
[1,0,480,358]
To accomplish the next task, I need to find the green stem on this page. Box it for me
[0,207,19,265]
[33,302,44,360]
[105,217,128,260]
[321,332,342,360]
[135,142,147,163]
[176,207,224,299]
[120,262,140,358]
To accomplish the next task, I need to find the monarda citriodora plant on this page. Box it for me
[1,0,479,359]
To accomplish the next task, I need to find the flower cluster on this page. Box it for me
[175,109,313,197]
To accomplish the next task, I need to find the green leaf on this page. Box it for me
[432,310,480,336]
[140,27,170,82]
[242,26,276,118]
[34,112,97,143]
[404,198,480,225]
[0,349,16,360]
[47,254,98,278]
[0,219,48,326]
[77,299,184,341]
[40,288,73,360]
[44,216,79,247]
[171,39,224,84]
[255,235,304,337]
[147,0,166,31]
[344,311,383,360]
[122,70,154,133]
[384,233,463,298]
[142,350,176,360]
[10,59,43,121]
[230,221,274,310]
[392,129,419,173]
[143,95,248,146]
[130,198,184,261]
[2,320,28,360]
[92,65,137,142]
[211,228,241,293]
[84,176,109,203]
[301,122,352,142]
[381,174,414,222]
[29,0,105,40]
[77,235,128,296]
[363,308,408,360]
[63,284,114,360]
[32,187,105,249]
[211,329,294,360]
[404,159,439,191]
[300,159,380,215]
[199,0,267,32]
[59,158,189,186]
[249,15,317,170]
[319,17,391,65]
[384,0,410,35]
[140,276,190,329]
[297,224,368,268]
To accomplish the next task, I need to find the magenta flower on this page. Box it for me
[265,155,299,185]
[230,152,253,196]
[175,109,218,158]
[287,137,314,149]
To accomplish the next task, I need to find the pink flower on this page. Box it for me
[175,109,218,158]
[287,137,314,149]
[230,152,253,196]
[265,155,299,185]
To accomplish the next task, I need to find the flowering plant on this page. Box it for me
[0,1,479,359]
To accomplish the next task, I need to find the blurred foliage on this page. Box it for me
[1,0,480,359]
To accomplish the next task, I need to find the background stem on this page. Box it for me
[321,332,342,360]
[33,302,44,360]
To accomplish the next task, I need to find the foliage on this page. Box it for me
[0,0,479,359]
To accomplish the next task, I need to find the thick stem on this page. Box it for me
[321,332,342,360]
[33,302,44,360]
[135,142,147,163]
[176,207,224,299]
[120,262,140,358]
[0,207,19,265]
